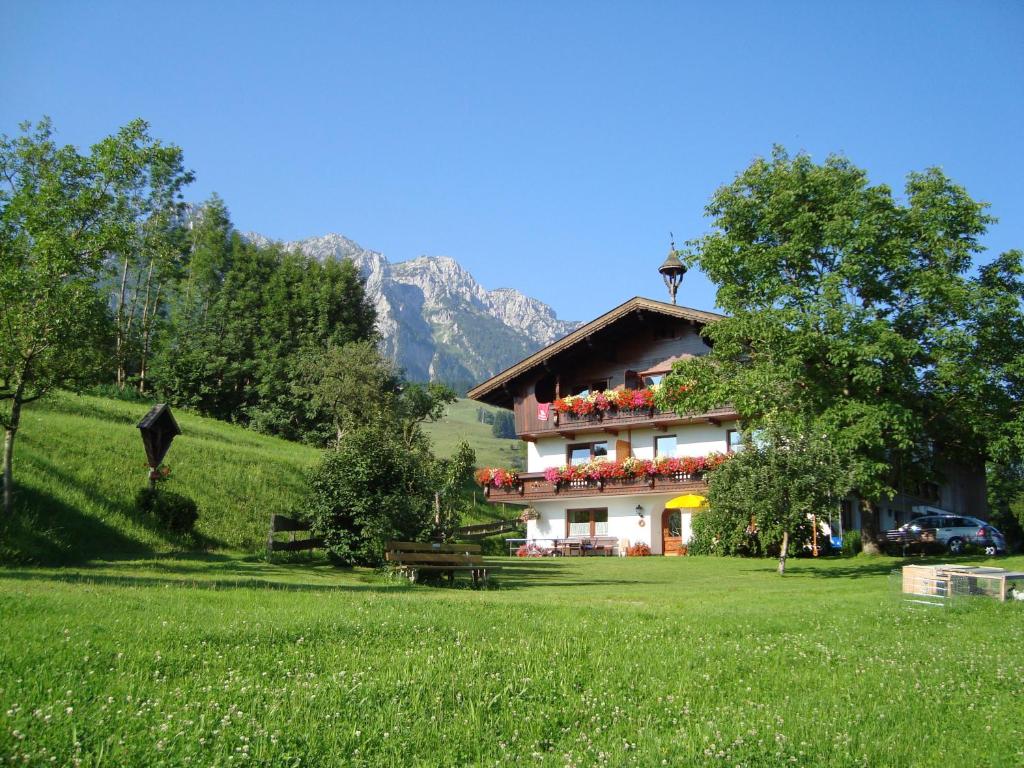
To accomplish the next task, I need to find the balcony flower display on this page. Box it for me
[474,467,521,489]
[552,385,661,417]
[541,452,728,488]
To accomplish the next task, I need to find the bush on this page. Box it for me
[626,542,651,556]
[689,505,757,556]
[842,530,862,556]
[135,488,199,535]
[304,425,436,567]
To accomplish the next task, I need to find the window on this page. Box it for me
[643,374,664,387]
[571,379,608,397]
[726,429,744,453]
[568,442,608,465]
[655,435,677,457]
[568,508,608,537]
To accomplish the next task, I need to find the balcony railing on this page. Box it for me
[518,405,738,439]
[482,471,710,503]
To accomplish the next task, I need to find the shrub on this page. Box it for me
[842,530,862,556]
[626,542,651,556]
[135,488,199,535]
[303,425,435,567]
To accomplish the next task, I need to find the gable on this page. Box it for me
[467,296,723,408]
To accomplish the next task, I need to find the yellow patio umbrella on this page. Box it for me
[664,494,707,510]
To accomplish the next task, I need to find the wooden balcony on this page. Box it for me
[482,471,710,503]
[517,405,738,440]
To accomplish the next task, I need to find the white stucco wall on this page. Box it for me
[525,492,695,553]
[527,422,738,473]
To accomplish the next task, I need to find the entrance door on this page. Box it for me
[662,509,683,556]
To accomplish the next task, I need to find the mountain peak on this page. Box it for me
[251,231,580,387]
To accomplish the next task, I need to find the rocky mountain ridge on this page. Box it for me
[245,232,580,388]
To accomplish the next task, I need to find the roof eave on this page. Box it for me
[467,296,723,406]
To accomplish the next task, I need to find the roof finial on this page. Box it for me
[658,234,686,305]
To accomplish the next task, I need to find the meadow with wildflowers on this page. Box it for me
[2,554,1022,767]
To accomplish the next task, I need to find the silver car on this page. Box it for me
[898,515,1006,556]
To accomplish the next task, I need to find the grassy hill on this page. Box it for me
[2,392,319,564]
[0,394,524,564]
[423,399,528,525]
[423,398,525,469]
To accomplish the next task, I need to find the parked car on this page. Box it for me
[889,515,1006,556]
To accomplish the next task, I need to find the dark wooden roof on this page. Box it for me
[137,403,181,434]
[467,296,723,408]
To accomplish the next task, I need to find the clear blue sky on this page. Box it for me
[2,1,1022,321]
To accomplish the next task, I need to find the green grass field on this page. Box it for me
[4,394,1021,766]
[2,554,1022,767]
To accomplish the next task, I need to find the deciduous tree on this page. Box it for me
[696,419,852,574]
[659,149,1023,553]
[0,119,140,515]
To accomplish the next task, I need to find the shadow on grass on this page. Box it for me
[485,558,657,591]
[0,568,402,594]
[1,484,154,565]
[771,554,1007,580]
[3,454,228,566]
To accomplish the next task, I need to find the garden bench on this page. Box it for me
[385,541,497,585]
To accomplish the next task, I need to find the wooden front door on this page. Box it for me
[662,509,683,556]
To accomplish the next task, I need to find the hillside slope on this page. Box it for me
[423,399,528,527]
[2,393,319,564]
[0,394,525,565]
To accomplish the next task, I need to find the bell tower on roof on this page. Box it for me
[658,237,687,304]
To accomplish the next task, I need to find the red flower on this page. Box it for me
[573,399,594,416]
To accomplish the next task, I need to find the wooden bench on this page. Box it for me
[267,514,323,554]
[385,541,497,585]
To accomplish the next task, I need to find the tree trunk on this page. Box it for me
[2,403,22,517]
[138,278,162,395]
[2,373,27,517]
[777,530,789,575]
[2,426,15,517]
[115,255,131,389]
[860,498,882,555]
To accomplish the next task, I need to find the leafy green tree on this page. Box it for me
[304,423,436,566]
[153,211,378,441]
[393,382,457,449]
[0,118,147,516]
[694,420,852,574]
[107,126,193,392]
[294,339,401,446]
[431,440,476,540]
[659,149,1022,553]
[248,252,377,440]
